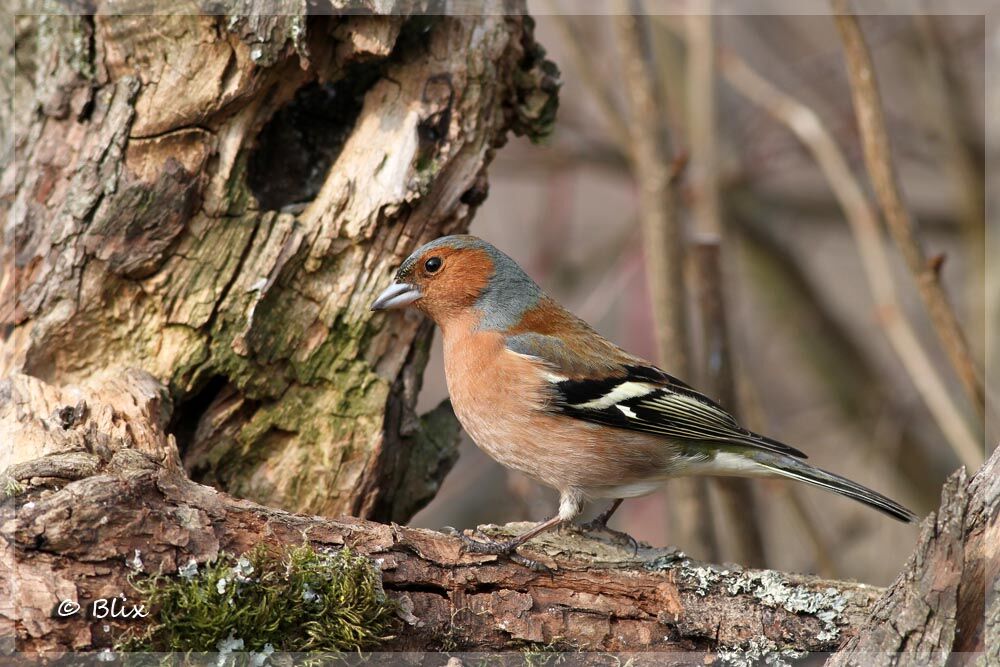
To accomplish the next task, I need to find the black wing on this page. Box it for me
[554,365,806,458]
[506,333,805,459]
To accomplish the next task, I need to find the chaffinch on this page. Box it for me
[372,235,916,560]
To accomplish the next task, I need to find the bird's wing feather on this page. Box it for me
[505,332,807,459]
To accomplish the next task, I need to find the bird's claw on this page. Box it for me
[457,532,553,574]
[510,552,554,575]
[457,531,520,556]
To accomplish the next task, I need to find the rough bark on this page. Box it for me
[828,445,997,666]
[2,371,885,658]
[3,3,558,522]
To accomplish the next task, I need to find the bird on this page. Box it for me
[371,234,918,562]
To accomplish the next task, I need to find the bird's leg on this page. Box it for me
[578,499,639,555]
[459,492,583,570]
[580,499,624,532]
[459,514,565,557]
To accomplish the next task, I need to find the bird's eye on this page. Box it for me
[424,256,442,273]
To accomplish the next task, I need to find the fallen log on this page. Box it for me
[2,370,890,662]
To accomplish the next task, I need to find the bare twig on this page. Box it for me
[779,484,838,579]
[616,3,719,561]
[732,192,948,508]
[685,13,721,239]
[720,52,982,470]
[987,15,1000,446]
[685,10,767,568]
[615,7,689,377]
[832,4,985,419]
[911,14,987,384]
[692,239,768,567]
[548,13,631,150]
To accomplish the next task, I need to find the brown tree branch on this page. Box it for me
[691,240,768,568]
[911,14,986,345]
[831,4,985,420]
[2,371,890,657]
[988,14,1000,446]
[615,8,689,378]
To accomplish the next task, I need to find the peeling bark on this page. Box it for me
[2,372,883,656]
[3,4,558,522]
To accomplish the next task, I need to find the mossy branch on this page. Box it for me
[6,371,990,660]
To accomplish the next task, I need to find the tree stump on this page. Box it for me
[4,4,558,521]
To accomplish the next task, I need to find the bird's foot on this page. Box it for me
[457,531,520,556]
[509,553,553,573]
[456,531,552,573]
[576,519,640,557]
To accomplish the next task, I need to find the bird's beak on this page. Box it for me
[371,281,422,311]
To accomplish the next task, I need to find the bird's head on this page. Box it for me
[370,235,543,330]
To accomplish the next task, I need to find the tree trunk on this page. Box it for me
[3,4,558,522]
[2,371,884,658]
[828,444,997,666]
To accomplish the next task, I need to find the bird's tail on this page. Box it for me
[739,451,918,523]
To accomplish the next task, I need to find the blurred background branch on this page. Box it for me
[686,8,767,568]
[730,190,947,508]
[988,13,1000,448]
[833,2,985,423]
[615,2,719,563]
[550,11,630,151]
[911,14,986,352]
[615,6,689,376]
[720,50,981,470]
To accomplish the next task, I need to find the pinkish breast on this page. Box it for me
[439,319,679,496]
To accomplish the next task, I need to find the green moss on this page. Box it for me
[521,641,569,667]
[2,476,25,498]
[412,152,443,195]
[117,544,396,654]
[37,13,95,82]
[288,310,379,386]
